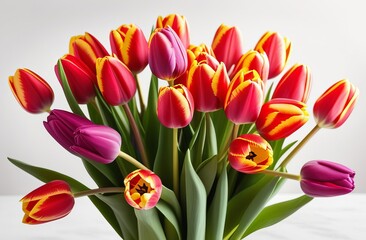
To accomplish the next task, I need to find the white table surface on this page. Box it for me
[1,194,365,240]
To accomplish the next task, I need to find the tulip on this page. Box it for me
[110,24,148,73]
[157,84,194,128]
[55,54,96,104]
[228,134,273,174]
[148,26,188,81]
[186,52,230,112]
[69,32,109,73]
[124,169,162,210]
[211,24,244,71]
[256,98,309,140]
[156,13,190,48]
[272,63,312,103]
[300,160,355,197]
[255,31,291,79]
[313,79,359,128]
[21,180,74,224]
[96,56,136,106]
[8,68,54,113]
[230,50,269,83]
[224,70,264,124]
[44,109,122,164]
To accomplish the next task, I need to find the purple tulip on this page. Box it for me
[44,109,121,164]
[300,160,355,197]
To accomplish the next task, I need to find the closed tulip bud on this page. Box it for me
[44,109,122,164]
[186,53,230,112]
[224,70,264,124]
[230,50,269,83]
[272,63,312,103]
[96,56,136,106]
[110,24,148,73]
[256,98,309,141]
[228,134,273,174]
[255,31,291,79]
[148,27,188,81]
[55,54,96,104]
[157,84,194,128]
[21,180,74,224]
[124,169,162,210]
[9,68,54,113]
[211,24,244,71]
[156,13,190,48]
[69,32,109,73]
[300,160,355,197]
[313,79,359,128]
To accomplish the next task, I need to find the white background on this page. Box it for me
[1,0,365,196]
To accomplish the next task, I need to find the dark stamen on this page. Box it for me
[246,151,257,161]
[136,183,149,195]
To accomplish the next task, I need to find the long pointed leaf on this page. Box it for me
[135,208,166,240]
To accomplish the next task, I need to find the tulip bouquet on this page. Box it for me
[8,13,359,240]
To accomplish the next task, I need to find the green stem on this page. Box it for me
[122,104,150,168]
[118,151,149,170]
[279,125,320,168]
[217,122,234,163]
[232,124,240,141]
[134,73,145,115]
[73,187,125,198]
[172,128,179,197]
[261,169,301,181]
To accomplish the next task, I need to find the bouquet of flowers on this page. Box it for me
[8,14,359,239]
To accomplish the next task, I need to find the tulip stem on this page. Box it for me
[118,151,149,170]
[279,125,320,168]
[134,74,146,115]
[122,104,150,168]
[73,187,125,198]
[172,127,179,197]
[261,169,301,181]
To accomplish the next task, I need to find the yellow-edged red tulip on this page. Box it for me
[230,50,269,83]
[212,24,244,71]
[20,180,74,224]
[124,169,162,210]
[313,79,359,128]
[110,24,148,74]
[96,56,136,106]
[228,134,273,174]
[224,70,264,124]
[255,31,291,79]
[186,52,230,112]
[256,98,309,140]
[156,13,190,48]
[55,54,96,104]
[157,84,194,128]
[9,68,54,114]
[69,32,109,73]
[272,63,312,103]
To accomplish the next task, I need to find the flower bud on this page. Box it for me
[256,98,309,140]
[272,63,312,103]
[124,169,162,210]
[313,79,359,128]
[224,70,264,124]
[255,31,291,79]
[21,180,74,224]
[148,27,188,81]
[110,24,148,73]
[55,54,96,104]
[156,13,190,48]
[300,160,355,197]
[157,84,194,128]
[96,56,136,106]
[9,68,54,113]
[228,134,273,174]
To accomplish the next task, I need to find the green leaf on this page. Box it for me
[243,195,313,238]
[87,100,104,125]
[188,113,206,169]
[203,113,218,160]
[206,165,228,240]
[135,208,166,240]
[81,159,123,187]
[196,155,217,195]
[156,200,182,240]
[184,150,207,240]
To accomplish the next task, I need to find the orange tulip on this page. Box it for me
[156,13,190,48]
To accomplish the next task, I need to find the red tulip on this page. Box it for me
[156,13,190,48]
[9,68,54,113]
[313,79,359,128]
[20,180,74,224]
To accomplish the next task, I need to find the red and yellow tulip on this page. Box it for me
[156,13,190,48]
[9,68,54,113]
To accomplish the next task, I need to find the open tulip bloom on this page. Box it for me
[8,13,360,240]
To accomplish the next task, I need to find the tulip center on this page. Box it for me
[136,183,149,195]
[246,151,257,161]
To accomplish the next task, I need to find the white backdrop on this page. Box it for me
[1,0,365,195]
